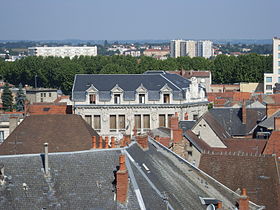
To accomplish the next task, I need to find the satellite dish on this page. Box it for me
[206,204,216,210]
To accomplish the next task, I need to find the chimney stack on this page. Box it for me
[217,201,222,209]
[116,155,128,203]
[171,112,183,143]
[98,136,103,149]
[238,188,249,210]
[136,135,149,150]
[111,137,115,148]
[274,117,280,131]
[0,163,4,185]
[92,136,96,149]
[105,136,109,149]
[44,143,50,177]
[242,101,247,124]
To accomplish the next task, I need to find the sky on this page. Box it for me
[0,0,279,40]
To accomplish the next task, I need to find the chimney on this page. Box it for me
[0,163,4,185]
[116,155,128,203]
[44,143,50,177]
[98,136,103,149]
[238,188,249,210]
[274,117,280,131]
[171,113,183,143]
[92,136,96,149]
[105,136,109,149]
[184,112,189,120]
[242,101,247,124]
[217,201,222,209]
[111,137,115,148]
[9,116,19,134]
[136,135,149,150]
[170,112,179,130]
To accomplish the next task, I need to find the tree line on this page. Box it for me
[0,54,272,94]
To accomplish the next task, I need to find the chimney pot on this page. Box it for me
[239,188,249,210]
[217,201,222,209]
[105,136,109,149]
[98,136,103,149]
[274,117,280,131]
[111,137,115,148]
[92,136,96,149]
[44,143,50,177]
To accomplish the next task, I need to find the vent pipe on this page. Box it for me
[44,143,50,176]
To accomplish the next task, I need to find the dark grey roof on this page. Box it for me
[147,90,160,101]
[179,120,196,131]
[209,108,266,136]
[0,113,24,122]
[98,91,111,102]
[72,73,190,102]
[258,110,280,130]
[123,91,135,101]
[126,139,259,209]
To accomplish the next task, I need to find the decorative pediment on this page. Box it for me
[111,84,123,93]
[136,84,147,93]
[86,84,98,93]
[160,84,172,92]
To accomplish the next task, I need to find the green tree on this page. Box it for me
[100,63,128,74]
[2,83,13,111]
[15,83,26,111]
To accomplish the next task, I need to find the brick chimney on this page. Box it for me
[92,136,96,149]
[105,136,109,149]
[116,155,128,204]
[242,101,247,124]
[217,201,222,209]
[136,135,149,150]
[111,137,115,148]
[238,188,249,210]
[171,112,183,143]
[274,117,280,131]
[98,136,103,149]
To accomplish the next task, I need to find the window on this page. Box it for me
[187,151,192,156]
[114,94,120,104]
[85,115,92,126]
[278,69,280,74]
[41,93,44,97]
[159,114,166,127]
[110,115,117,131]
[139,94,145,104]
[134,115,141,130]
[44,93,46,97]
[266,77,272,83]
[94,115,101,130]
[266,85,272,90]
[89,94,96,104]
[163,94,170,104]
[278,77,280,83]
[278,53,280,59]
[119,115,125,130]
[40,98,43,102]
[279,45,280,51]
[49,93,52,97]
[143,115,150,129]
[193,114,198,120]
[167,114,173,128]
[279,61,280,67]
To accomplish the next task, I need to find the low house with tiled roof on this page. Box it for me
[0,114,99,155]
[0,135,263,209]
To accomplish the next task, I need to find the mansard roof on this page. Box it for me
[72,73,190,101]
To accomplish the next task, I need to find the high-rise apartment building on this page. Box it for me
[28,45,98,59]
[170,39,213,58]
[264,37,280,94]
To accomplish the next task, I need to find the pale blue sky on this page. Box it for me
[0,0,279,40]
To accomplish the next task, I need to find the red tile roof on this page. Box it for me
[263,131,280,157]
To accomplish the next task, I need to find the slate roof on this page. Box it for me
[72,73,190,102]
[180,120,196,131]
[0,113,24,122]
[258,110,280,130]
[199,153,280,210]
[127,139,262,209]
[0,115,99,155]
[0,149,142,209]
[209,108,266,136]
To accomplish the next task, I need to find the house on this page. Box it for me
[0,135,263,209]
[26,102,72,115]
[72,71,208,137]
[0,114,99,155]
[25,88,59,103]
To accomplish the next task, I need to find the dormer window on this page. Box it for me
[114,94,120,104]
[139,94,145,104]
[163,94,170,104]
[89,94,96,104]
